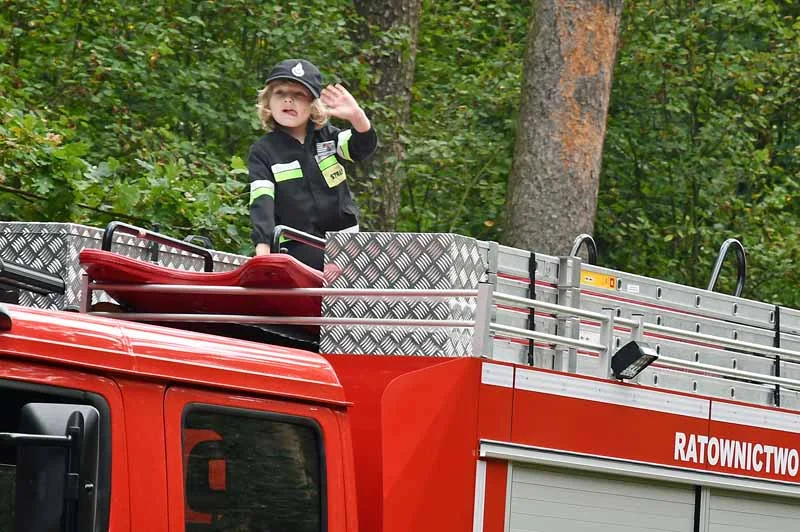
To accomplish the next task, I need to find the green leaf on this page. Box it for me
[53,142,89,159]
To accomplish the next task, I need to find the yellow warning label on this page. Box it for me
[581,270,617,290]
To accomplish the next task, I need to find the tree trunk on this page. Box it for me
[504,0,623,255]
[352,0,422,231]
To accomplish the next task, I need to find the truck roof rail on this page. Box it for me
[271,225,326,254]
[569,233,597,265]
[102,221,215,272]
[707,238,746,297]
[0,257,65,296]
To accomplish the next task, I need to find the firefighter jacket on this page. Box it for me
[248,121,377,247]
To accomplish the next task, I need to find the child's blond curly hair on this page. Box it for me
[256,81,328,132]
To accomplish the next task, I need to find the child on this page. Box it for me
[247,58,377,270]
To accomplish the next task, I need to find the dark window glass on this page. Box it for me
[0,464,13,531]
[0,380,110,532]
[183,407,322,532]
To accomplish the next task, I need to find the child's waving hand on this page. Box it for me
[321,84,371,132]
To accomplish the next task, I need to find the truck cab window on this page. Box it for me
[0,380,110,532]
[183,407,323,532]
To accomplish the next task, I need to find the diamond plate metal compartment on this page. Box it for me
[321,232,487,356]
[0,222,246,310]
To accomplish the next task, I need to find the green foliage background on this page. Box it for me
[600,0,800,305]
[1,0,798,306]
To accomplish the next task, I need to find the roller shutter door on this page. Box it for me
[508,465,696,532]
[708,490,800,532]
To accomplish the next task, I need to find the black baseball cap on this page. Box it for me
[265,59,323,99]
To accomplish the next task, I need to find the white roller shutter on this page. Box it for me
[708,490,800,532]
[508,465,696,532]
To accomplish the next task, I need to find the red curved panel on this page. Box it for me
[79,249,324,317]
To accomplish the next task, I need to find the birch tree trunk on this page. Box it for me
[504,0,624,255]
[353,0,422,231]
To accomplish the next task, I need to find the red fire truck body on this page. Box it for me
[0,223,799,532]
[3,304,800,532]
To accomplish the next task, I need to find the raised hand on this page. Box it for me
[321,84,371,132]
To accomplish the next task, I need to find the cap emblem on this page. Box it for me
[291,62,305,77]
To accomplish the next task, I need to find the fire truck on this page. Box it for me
[0,221,798,532]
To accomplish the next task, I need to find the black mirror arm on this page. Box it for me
[62,412,84,532]
[0,258,65,295]
[0,432,71,446]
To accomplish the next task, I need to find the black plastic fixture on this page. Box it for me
[611,340,659,380]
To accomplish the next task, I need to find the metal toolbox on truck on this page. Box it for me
[0,222,246,310]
